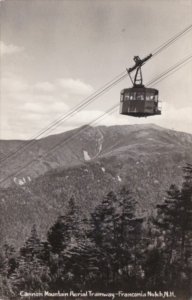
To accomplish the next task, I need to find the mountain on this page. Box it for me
[1,124,192,248]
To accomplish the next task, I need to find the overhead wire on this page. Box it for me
[152,23,192,57]
[94,54,192,118]
[0,71,127,164]
[1,23,192,165]
[147,54,192,86]
[1,54,192,186]
[0,105,118,186]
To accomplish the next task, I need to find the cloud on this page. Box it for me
[155,102,192,133]
[1,73,94,139]
[3,72,192,140]
[22,100,68,115]
[57,78,94,95]
[34,82,55,92]
[52,109,129,134]
[61,103,192,136]
[0,41,24,56]
[2,74,29,93]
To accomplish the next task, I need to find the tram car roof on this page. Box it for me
[121,86,158,94]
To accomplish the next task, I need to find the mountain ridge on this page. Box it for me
[0,124,192,247]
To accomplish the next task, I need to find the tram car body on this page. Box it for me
[120,85,161,117]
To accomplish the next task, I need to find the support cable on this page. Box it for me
[1,54,191,186]
[1,23,192,165]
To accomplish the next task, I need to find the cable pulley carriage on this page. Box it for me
[120,54,161,117]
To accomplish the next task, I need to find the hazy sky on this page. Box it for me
[0,0,192,139]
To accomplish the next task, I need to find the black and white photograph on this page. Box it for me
[0,0,192,299]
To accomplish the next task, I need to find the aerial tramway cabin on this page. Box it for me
[120,54,161,117]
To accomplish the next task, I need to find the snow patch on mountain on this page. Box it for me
[97,130,103,154]
[14,177,25,185]
[83,150,91,161]
[13,176,31,185]
[92,128,104,159]
[117,175,122,182]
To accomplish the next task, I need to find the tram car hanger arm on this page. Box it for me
[127,53,153,74]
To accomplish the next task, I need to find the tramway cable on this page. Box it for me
[120,24,192,117]
[152,23,192,57]
[1,23,191,165]
[0,71,127,164]
[1,54,191,186]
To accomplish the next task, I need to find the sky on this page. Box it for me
[0,0,192,140]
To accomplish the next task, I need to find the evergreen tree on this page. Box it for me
[10,256,50,293]
[88,188,143,290]
[89,191,118,287]
[152,164,192,297]
[0,246,15,297]
[116,187,143,288]
[20,225,43,260]
[10,225,50,294]
[47,196,82,254]
[181,164,192,265]
[47,197,85,290]
[1,243,17,277]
